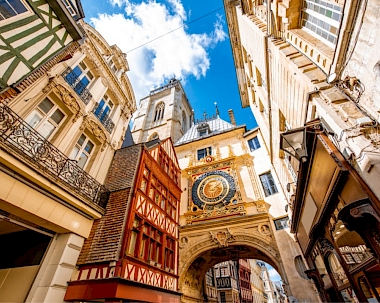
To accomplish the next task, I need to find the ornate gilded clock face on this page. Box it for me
[192,171,236,209]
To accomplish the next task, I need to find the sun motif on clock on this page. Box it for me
[204,179,224,198]
[191,171,236,209]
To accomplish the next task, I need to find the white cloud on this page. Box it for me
[109,0,126,7]
[268,267,281,281]
[90,0,227,105]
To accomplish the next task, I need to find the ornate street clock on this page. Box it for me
[191,170,236,210]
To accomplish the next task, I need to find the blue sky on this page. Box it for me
[267,264,282,281]
[80,0,257,130]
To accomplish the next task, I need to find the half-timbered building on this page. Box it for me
[239,259,253,303]
[65,138,182,302]
[0,0,85,103]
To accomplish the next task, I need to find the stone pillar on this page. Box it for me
[26,233,84,303]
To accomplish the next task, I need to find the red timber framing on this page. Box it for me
[65,278,181,302]
[65,138,182,302]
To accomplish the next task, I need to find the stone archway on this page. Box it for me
[178,214,287,303]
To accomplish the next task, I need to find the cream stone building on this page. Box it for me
[258,262,279,303]
[0,17,135,302]
[223,0,380,232]
[131,79,316,302]
[224,0,380,301]
[248,259,268,303]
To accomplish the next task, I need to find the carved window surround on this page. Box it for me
[80,25,135,113]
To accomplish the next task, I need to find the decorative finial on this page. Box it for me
[214,102,220,117]
[203,110,207,120]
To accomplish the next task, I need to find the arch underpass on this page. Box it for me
[178,214,288,302]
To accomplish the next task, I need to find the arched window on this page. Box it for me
[154,102,165,121]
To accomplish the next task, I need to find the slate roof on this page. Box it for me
[175,116,245,146]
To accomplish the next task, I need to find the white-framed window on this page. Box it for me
[94,94,114,120]
[0,0,28,21]
[248,136,261,151]
[274,216,289,230]
[220,266,228,277]
[154,102,165,121]
[26,98,65,139]
[259,172,278,196]
[61,0,77,17]
[301,0,342,46]
[197,147,211,160]
[69,60,94,95]
[70,134,95,169]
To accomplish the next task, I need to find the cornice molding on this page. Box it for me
[81,25,136,113]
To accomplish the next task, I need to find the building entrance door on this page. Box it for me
[0,216,53,302]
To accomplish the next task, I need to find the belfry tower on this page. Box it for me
[132,78,193,144]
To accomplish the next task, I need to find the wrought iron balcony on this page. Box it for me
[0,103,109,210]
[62,67,92,104]
[92,103,115,133]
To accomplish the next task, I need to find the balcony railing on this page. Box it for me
[62,67,92,104]
[92,103,115,133]
[0,103,109,210]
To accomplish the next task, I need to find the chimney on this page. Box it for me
[228,109,236,125]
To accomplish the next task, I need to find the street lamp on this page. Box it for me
[280,127,308,163]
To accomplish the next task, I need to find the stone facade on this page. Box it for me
[0,14,135,302]
[131,79,192,144]
[224,0,380,301]
[175,122,316,302]
[224,0,380,220]
[248,260,267,303]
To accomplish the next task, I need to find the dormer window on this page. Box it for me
[197,147,212,160]
[197,122,211,137]
[62,0,77,18]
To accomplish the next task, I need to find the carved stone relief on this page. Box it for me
[210,228,236,247]
[179,236,189,249]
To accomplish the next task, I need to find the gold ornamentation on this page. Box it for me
[185,204,246,224]
[256,201,267,213]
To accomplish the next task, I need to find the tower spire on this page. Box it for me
[214,102,220,117]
